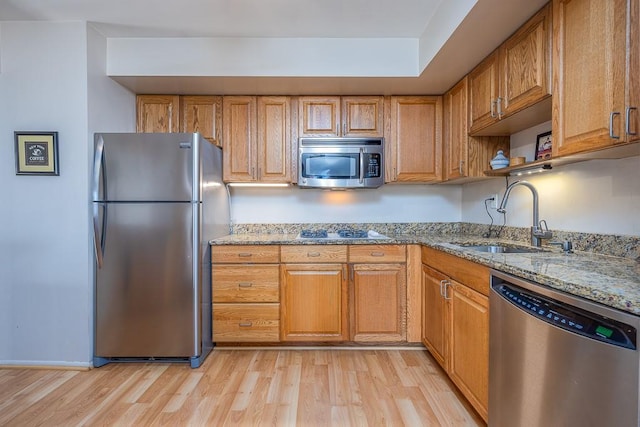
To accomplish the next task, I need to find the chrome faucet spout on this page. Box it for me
[497,180,551,247]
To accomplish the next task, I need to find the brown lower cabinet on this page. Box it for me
[350,245,407,342]
[421,246,489,423]
[212,245,281,342]
[212,244,411,344]
[280,245,349,341]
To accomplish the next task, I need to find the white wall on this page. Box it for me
[86,25,136,363]
[230,184,462,224]
[462,122,640,236]
[108,37,419,77]
[0,21,134,366]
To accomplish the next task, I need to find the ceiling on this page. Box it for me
[1,0,443,38]
[0,0,549,95]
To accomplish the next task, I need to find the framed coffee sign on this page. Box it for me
[14,131,59,175]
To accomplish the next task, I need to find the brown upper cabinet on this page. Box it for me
[468,3,552,136]
[552,0,639,157]
[387,96,443,183]
[298,96,384,138]
[136,95,180,133]
[181,96,223,146]
[443,77,510,182]
[222,96,291,183]
[136,95,223,146]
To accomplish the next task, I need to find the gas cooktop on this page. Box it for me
[296,229,390,240]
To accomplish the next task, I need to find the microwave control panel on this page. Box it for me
[365,153,381,177]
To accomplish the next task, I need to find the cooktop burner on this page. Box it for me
[336,229,368,238]
[296,229,390,240]
[299,229,328,239]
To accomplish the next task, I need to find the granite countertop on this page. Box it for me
[211,232,640,316]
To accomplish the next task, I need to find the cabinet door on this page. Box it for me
[136,95,180,133]
[257,96,291,182]
[280,263,348,341]
[552,0,629,156]
[444,78,511,181]
[223,96,257,182]
[181,96,222,146]
[421,264,448,370]
[388,96,443,182]
[449,280,489,422]
[500,3,551,117]
[341,96,384,137]
[351,263,406,342]
[212,265,280,303]
[443,78,469,180]
[298,96,340,137]
[468,52,500,134]
[213,303,280,342]
[629,0,639,144]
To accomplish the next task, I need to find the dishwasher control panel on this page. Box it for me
[497,283,637,349]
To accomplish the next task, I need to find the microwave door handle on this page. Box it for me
[359,148,364,184]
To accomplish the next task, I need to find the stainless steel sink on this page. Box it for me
[458,244,546,254]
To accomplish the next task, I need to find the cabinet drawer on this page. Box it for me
[421,246,490,296]
[212,245,280,263]
[281,245,347,263]
[349,245,406,263]
[213,303,280,342]
[212,265,279,302]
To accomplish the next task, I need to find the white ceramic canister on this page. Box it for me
[490,150,510,169]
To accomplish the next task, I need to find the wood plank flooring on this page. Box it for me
[0,349,484,426]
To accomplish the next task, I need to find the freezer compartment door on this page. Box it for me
[95,202,200,358]
[93,133,198,202]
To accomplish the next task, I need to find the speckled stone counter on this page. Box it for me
[211,224,640,316]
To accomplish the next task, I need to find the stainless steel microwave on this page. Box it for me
[298,137,384,189]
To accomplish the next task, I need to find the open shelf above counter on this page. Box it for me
[484,142,640,177]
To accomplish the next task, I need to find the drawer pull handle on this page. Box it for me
[370,252,385,257]
[238,282,253,288]
[238,253,253,258]
[627,107,638,135]
[610,112,621,139]
[239,321,253,327]
[307,252,321,257]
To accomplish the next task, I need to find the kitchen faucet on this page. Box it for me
[497,180,553,247]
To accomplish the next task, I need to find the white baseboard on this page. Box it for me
[0,360,91,370]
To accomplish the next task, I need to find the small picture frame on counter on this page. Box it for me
[535,131,552,160]
[14,131,59,175]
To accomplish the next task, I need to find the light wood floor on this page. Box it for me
[0,348,484,426]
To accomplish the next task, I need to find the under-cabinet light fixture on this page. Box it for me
[227,182,290,188]
[510,164,552,177]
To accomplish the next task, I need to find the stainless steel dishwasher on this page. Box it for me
[489,270,640,427]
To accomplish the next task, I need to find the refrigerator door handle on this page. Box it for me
[93,203,106,268]
[93,135,107,201]
[92,136,107,268]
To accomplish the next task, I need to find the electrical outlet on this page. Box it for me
[488,193,499,209]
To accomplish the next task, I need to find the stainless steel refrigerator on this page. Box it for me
[92,133,229,368]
